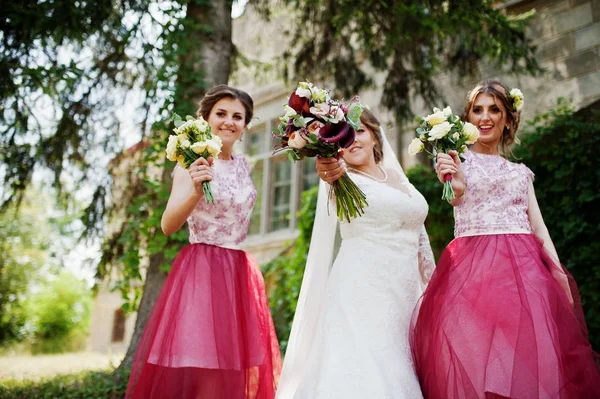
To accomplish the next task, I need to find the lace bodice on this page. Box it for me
[454,151,534,238]
[342,169,435,288]
[342,171,426,244]
[186,155,256,249]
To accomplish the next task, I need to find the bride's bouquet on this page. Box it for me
[165,114,222,204]
[408,106,480,201]
[273,82,368,222]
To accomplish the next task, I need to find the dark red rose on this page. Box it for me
[288,92,312,116]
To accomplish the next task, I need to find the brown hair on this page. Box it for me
[463,78,521,156]
[196,84,254,125]
[359,108,384,163]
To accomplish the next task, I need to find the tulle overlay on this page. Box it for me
[126,243,281,399]
[411,233,600,399]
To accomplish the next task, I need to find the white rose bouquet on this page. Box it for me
[273,81,368,222]
[408,106,480,201]
[166,114,222,204]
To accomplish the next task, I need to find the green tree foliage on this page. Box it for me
[26,271,93,354]
[262,186,319,352]
[279,0,541,122]
[406,163,454,258]
[514,99,600,349]
[1,0,155,210]
[0,191,57,348]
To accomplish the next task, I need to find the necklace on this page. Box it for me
[348,165,388,183]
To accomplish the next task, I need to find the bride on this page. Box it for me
[276,109,434,398]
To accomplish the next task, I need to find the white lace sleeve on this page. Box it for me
[418,224,435,290]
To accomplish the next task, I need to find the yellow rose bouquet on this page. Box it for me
[165,114,222,204]
[408,106,480,201]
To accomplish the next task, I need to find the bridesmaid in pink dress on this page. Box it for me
[410,79,600,398]
[126,85,281,399]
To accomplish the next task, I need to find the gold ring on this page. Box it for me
[324,171,329,177]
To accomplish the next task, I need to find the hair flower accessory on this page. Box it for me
[508,88,524,111]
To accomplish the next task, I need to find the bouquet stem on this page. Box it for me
[441,173,455,201]
[203,181,215,204]
[328,173,368,222]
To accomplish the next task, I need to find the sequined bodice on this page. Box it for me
[454,151,534,238]
[186,155,256,249]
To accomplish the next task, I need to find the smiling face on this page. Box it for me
[467,92,507,149]
[206,97,247,151]
[342,122,377,168]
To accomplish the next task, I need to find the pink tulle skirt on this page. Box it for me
[126,244,281,399]
[411,233,600,399]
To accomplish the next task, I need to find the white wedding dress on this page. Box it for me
[277,165,435,399]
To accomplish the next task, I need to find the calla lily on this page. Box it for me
[319,121,355,148]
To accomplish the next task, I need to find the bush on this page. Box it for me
[514,98,600,350]
[26,272,93,354]
[262,186,318,353]
[0,368,129,399]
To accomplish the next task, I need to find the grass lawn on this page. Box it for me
[0,368,129,399]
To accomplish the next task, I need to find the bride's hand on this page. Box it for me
[316,155,346,184]
[435,150,466,197]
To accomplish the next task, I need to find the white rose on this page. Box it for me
[428,121,452,140]
[194,118,209,132]
[295,86,312,99]
[288,132,307,149]
[443,106,453,117]
[424,111,446,126]
[333,107,345,122]
[309,103,330,117]
[174,120,194,135]
[408,138,424,156]
[463,122,480,144]
[206,139,222,157]
[190,142,207,154]
[212,135,223,147]
[510,88,524,111]
[452,132,460,141]
[180,139,190,149]
[284,105,297,118]
[166,135,179,161]
[177,133,188,143]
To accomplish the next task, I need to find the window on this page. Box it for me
[243,107,317,236]
[111,308,126,342]
[301,157,320,192]
[270,156,292,232]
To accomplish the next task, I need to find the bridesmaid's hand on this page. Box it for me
[435,150,466,197]
[316,155,346,184]
[189,157,214,197]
